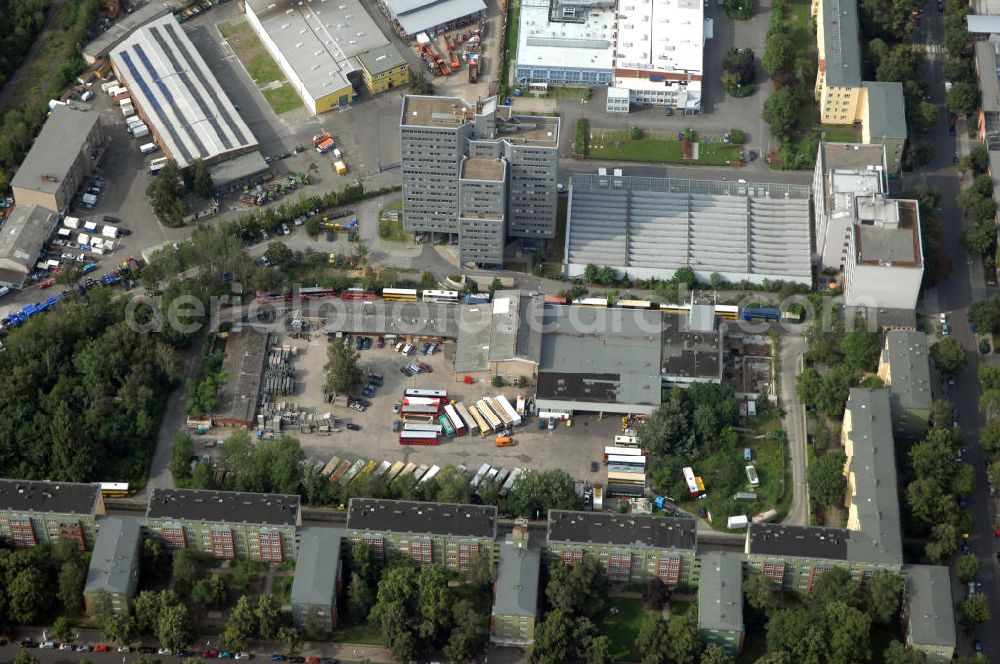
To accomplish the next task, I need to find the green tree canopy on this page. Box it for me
[930,337,967,376]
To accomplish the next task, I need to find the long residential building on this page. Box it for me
[145,488,301,561]
[902,564,956,663]
[84,516,143,614]
[10,104,107,213]
[490,528,540,647]
[877,331,932,439]
[564,173,812,285]
[400,95,560,265]
[346,499,497,571]
[697,552,744,657]
[546,510,698,584]
[291,527,343,631]
[0,480,104,550]
[110,14,259,168]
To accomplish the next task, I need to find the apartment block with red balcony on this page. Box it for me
[0,480,104,550]
[291,527,343,632]
[346,499,497,572]
[545,511,698,586]
[145,488,301,562]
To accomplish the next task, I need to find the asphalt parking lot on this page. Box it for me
[268,334,620,484]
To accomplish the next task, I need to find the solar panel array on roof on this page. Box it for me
[111,14,257,168]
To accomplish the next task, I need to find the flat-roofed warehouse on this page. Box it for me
[381,0,486,38]
[564,174,812,285]
[110,14,259,168]
[10,104,107,213]
[0,205,59,289]
[245,0,409,114]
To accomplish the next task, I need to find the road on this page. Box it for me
[779,336,809,526]
[913,1,998,658]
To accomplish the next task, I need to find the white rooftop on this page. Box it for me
[111,14,257,168]
[615,0,703,74]
[246,0,389,103]
[517,0,615,72]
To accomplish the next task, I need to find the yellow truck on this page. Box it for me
[334,160,347,175]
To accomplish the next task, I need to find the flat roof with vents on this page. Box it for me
[517,0,615,72]
[147,488,300,525]
[0,479,102,516]
[347,498,498,538]
[111,14,257,168]
[245,0,392,105]
[747,524,850,560]
[547,510,697,549]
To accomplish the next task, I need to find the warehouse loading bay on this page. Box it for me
[258,334,623,483]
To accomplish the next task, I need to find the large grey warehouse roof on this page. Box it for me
[215,328,269,426]
[565,174,812,285]
[246,0,390,103]
[147,488,301,525]
[862,82,907,139]
[111,15,257,168]
[698,552,744,635]
[494,543,540,618]
[843,389,903,565]
[10,105,101,197]
[821,0,862,87]
[347,499,497,538]
[882,331,932,416]
[85,517,141,597]
[0,480,102,515]
[455,291,543,372]
[903,565,956,651]
[291,527,342,608]
[386,0,486,35]
[0,205,57,279]
[547,511,697,550]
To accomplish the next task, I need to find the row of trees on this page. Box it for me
[941,0,981,120]
[0,542,89,632]
[957,149,999,264]
[146,159,216,227]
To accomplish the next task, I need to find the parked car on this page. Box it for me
[39,279,54,289]
[290,657,305,663]
[346,423,361,431]
[59,643,74,651]
[590,461,599,472]
[159,648,173,655]
[369,372,383,381]
[234,654,252,660]
[202,649,219,658]
[20,641,38,649]
[418,361,432,373]
[306,657,321,664]
[93,644,109,652]
[270,657,287,662]
[427,343,438,354]
[362,387,375,398]
[393,401,401,413]
[40,642,55,649]
[400,366,414,377]
[219,652,233,659]
[392,420,401,432]
[179,650,194,657]
[76,645,91,652]
[421,342,431,354]
[137,646,157,654]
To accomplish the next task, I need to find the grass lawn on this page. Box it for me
[542,86,591,100]
[332,622,384,645]
[679,415,791,531]
[669,600,692,616]
[588,129,742,165]
[814,124,859,142]
[219,20,302,114]
[271,575,293,604]
[598,597,648,662]
[262,84,304,115]
[786,0,814,50]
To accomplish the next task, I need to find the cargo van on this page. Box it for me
[150,157,169,174]
[140,143,158,155]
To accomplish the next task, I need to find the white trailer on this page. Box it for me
[101,225,119,239]
[62,216,80,229]
[494,395,521,426]
[470,463,492,489]
[83,220,98,233]
[132,124,149,139]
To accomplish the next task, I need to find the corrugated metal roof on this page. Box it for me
[389,0,486,34]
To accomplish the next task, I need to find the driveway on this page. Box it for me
[779,335,809,525]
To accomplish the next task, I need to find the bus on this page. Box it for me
[465,292,491,304]
[385,460,407,482]
[683,467,700,496]
[99,482,130,497]
[604,446,642,459]
[401,412,436,422]
[573,297,609,307]
[607,454,646,467]
[607,471,646,486]
[402,396,441,408]
[470,463,492,489]
[715,304,740,321]
[299,287,338,300]
[393,462,417,483]
[500,468,523,496]
[403,422,443,434]
[400,430,438,445]
[745,465,760,487]
[418,465,441,484]
[341,288,376,301]
[494,395,522,426]
[617,299,657,309]
[404,388,448,400]
[606,483,644,497]
[320,457,342,477]
[468,404,492,434]
[455,402,480,436]
[443,404,466,436]
[382,288,418,302]
[422,289,459,304]
[438,414,456,439]
[484,397,512,428]
[477,400,502,430]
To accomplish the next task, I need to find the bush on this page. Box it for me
[725,0,757,20]
[574,119,589,156]
[491,375,504,388]
[730,129,745,144]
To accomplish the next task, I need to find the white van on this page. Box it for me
[402,343,413,355]
[140,143,158,155]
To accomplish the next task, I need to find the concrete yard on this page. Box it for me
[267,334,620,483]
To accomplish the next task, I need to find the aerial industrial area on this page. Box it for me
[0,0,995,661]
